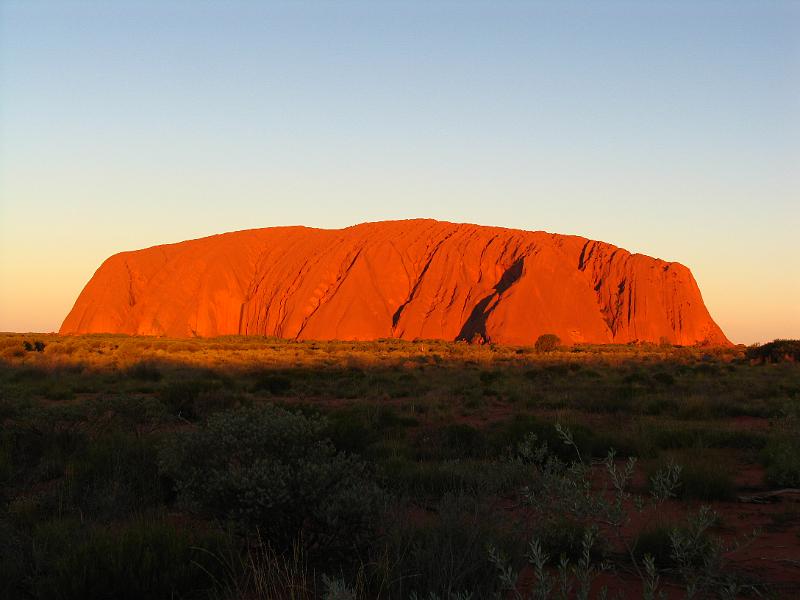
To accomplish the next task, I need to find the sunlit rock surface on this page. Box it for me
[61,219,730,345]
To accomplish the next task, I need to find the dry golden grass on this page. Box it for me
[0,332,743,373]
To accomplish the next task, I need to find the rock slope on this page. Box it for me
[60,220,730,345]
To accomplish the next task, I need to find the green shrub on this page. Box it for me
[160,379,220,420]
[648,453,735,502]
[324,411,380,455]
[372,404,418,431]
[623,371,651,386]
[158,406,384,555]
[653,371,676,386]
[763,435,800,487]
[127,361,162,381]
[379,494,519,599]
[30,517,225,600]
[251,372,292,395]
[85,394,169,433]
[534,334,561,353]
[544,363,570,376]
[44,382,75,401]
[693,362,721,376]
[523,368,549,382]
[479,370,502,386]
[4,417,87,484]
[644,424,766,452]
[0,435,11,488]
[746,339,800,363]
[486,415,597,461]
[381,457,528,497]
[680,464,734,501]
[761,407,800,487]
[642,397,679,416]
[634,524,677,567]
[588,430,640,458]
[195,388,247,418]
[581,391,634,414]
[8,365,49,382]
[0,517,29,597]
[66,432,165,518]
[431,424,487,459]
[531,517,602,564]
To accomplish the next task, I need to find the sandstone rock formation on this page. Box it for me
[60,220,730,345]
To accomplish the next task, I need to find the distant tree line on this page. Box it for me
[746,339,800,363]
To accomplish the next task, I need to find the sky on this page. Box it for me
[1,1,798,344]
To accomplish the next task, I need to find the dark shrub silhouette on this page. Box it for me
[534,333,561,353]
[746,339,800,363]
[158,405,383,555]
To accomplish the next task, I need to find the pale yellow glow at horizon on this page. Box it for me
[1,173,797,344]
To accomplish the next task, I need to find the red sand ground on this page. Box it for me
[61,219,730,346]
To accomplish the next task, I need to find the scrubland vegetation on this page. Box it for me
[1,334,799,598]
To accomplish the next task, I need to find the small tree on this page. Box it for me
[534,334,560,353]
[23,340,46,352]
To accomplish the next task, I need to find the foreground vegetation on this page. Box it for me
[1,334,799,598]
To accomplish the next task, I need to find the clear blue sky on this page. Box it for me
[1,1,798,343]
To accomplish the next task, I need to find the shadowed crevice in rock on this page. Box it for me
[391,229,457,329]
[456,257,524,343]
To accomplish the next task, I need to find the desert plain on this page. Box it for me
[1,333,798,599]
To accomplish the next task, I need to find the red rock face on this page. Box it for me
[60,220,731,345]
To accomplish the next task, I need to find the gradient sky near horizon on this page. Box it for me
[1,1,798,344]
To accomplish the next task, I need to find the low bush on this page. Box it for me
[29,517,225,600]
[581,390,634,414]
[251,372,293,395]
[372,404,418,431]
[160,379,221,420]
[44,381,75,401]
[127,361,163,381]
[634,521,713,568]
[746,339,800,363]
[8,365,49,382]
[647,452,735,502]
[486,415,603,461]
[66,432,165,518]
[382,457,528,497]
[634,523,675,567]
[530,516,603,564]
[479,370,502,386]
[680,463,735,501]
[22,340,46,353]
[324,411,380,455]
[3,416,88,485]
[158,405,384,555]
[763,435,800,487]
[642,397,680,416]
[378,494,519,599]
[652,371,676,386]
[427,423,487,459]
[534,334,561,353]
[644,424,766,452]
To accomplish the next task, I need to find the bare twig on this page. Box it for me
[737,489,800,503]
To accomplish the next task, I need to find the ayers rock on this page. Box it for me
[60,220,730,346]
